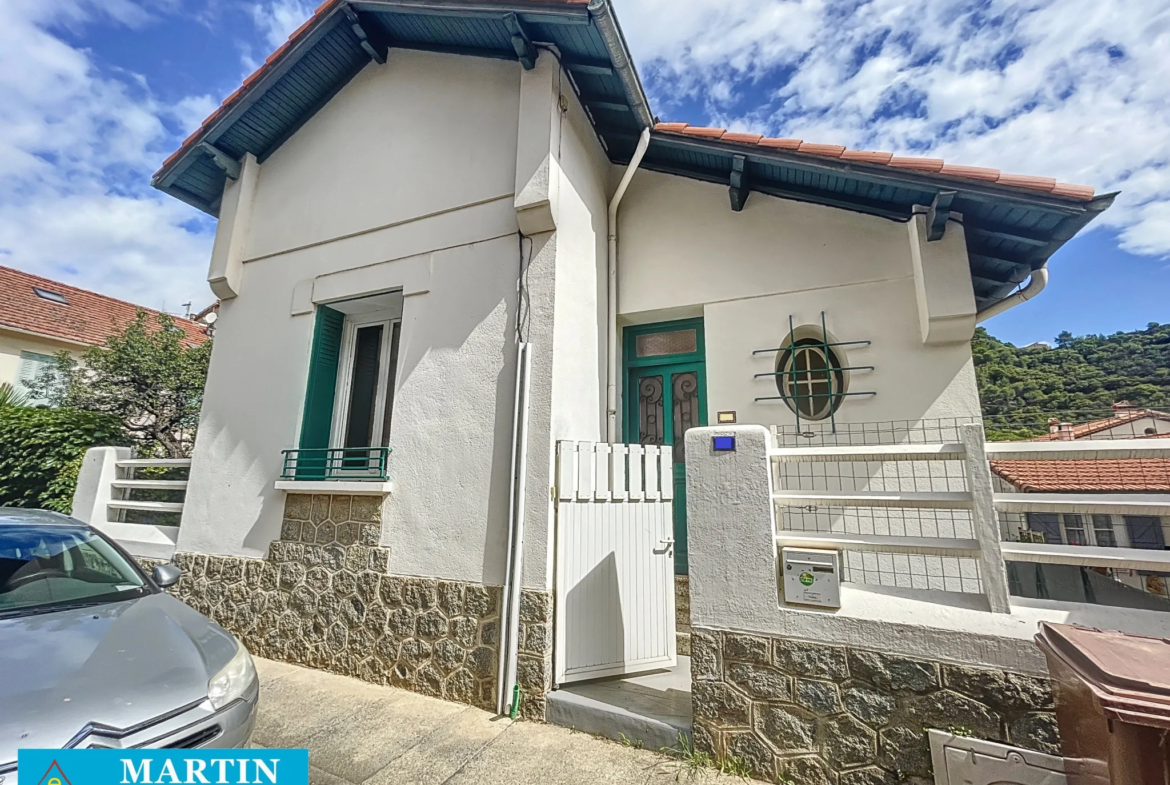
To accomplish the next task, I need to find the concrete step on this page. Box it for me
[548,657,692,752]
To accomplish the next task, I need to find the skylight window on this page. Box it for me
[33,287,67,304]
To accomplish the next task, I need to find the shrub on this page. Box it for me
[0,407,126,513]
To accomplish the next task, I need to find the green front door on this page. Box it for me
[624,319,707,575]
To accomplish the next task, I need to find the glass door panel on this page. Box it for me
[636,373,666,446]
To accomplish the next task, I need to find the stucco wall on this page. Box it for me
[548,71,610,445]
[244,49,521,262]
[180,50,536,590]
[616,171,981,429]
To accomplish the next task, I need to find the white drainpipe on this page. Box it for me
[976,266,1049,323]
[497,341,532,716]
[606,128,652,443]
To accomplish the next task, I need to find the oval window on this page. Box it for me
[775,337,846,421]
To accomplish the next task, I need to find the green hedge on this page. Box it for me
[0,407,126,513]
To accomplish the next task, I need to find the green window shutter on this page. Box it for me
[299,305,344,450]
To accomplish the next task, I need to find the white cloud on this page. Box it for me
[620,0,1170,257]
[0,0,216,313]
[249,0,314,49]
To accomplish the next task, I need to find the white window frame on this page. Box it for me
[329,308,401,452]
[17,351,59,406]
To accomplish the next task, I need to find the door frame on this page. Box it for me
[621,318,708,443]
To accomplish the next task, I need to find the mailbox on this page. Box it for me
[781,548,841,609]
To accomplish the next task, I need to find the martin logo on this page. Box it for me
[18,750,309,785]
[35,762,72,785]
[35,760,72,785]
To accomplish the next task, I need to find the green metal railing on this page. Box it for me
[280,447,391,481]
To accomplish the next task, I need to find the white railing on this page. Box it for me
[771,423,1012,611]
[71,447,190,559]
[770,429,1170,611]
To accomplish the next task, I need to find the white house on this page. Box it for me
[143,0,1115,737]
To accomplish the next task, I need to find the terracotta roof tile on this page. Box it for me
[798,142,846,158]
[758,138,803,150]
[153,2,1097,207]
[991,459,1170,493]
[996,174,1057,192]
[938,164,1001,182]
[721,132,764,145]
[1051,183,1096,200]
[679,126,728,139]
[652,122,1096,200]
[840,150,894,164]
[0,267,210,348]
[888,156,944,172]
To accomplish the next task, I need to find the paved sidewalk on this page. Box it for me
[252,658,707,785]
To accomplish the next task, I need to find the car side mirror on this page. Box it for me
[152,563,182,589]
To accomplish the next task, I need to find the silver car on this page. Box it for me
[0,508,259,777]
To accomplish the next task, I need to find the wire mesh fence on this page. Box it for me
[770,416,1170,603]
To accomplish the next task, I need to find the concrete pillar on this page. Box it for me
[684,424,780,631]
[71,446,131,524]
[208,152,260,299]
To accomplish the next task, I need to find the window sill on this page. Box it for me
[274,480,394,496]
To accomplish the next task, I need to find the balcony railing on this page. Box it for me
[280,447,391,481]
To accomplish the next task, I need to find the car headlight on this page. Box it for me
[207,641,257,710]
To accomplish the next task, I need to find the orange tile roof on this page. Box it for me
[1032,409,1170,441]
[0,267,210,348]
[653,123,1096,201]
[156,1,1097,208]
[991,459,1170,493]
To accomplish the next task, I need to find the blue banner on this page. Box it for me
[17,749,309,785]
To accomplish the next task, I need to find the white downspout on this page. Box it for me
[975,266,1049,323]
[497,341,532,716]
[606,128,652,443]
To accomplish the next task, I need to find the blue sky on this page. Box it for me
[2,0,1168,345]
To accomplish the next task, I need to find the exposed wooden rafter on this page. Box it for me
[198,142,240,180]
[729,154,749,212]
[343,5,389,64]
[926,190,955,241]
[504,12,536,70]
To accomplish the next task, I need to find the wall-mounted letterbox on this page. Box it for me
[781,547,841,609]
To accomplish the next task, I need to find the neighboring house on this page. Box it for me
[0,266,210,405]
[992,405,1170,605]
[1034,402,1170,441]
[144,0,1111,717]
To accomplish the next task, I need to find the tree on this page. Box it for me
[0,382,30,409]
[973,323,1170,438]
[34,311,211,458]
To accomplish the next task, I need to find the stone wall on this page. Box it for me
[154,493,551,720]
[691,627,1058,784]
[676,575,691,656]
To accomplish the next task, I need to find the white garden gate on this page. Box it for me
[554,441,677,684]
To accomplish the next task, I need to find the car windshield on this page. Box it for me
[0,523,149,616]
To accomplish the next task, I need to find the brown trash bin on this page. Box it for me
[1035,622,1170,785]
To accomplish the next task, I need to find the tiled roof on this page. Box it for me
[0,267,210,348]
[653,123,1096,201]
[1031,409,1170,441]
[991,459,1170,493]
[156,0,1094,209]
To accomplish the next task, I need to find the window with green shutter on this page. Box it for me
[299,305,344,450]
[286,296,404,481]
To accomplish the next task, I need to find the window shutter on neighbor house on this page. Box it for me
[299,305,344,450]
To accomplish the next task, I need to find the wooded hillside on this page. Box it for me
[974,322,1170,438]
